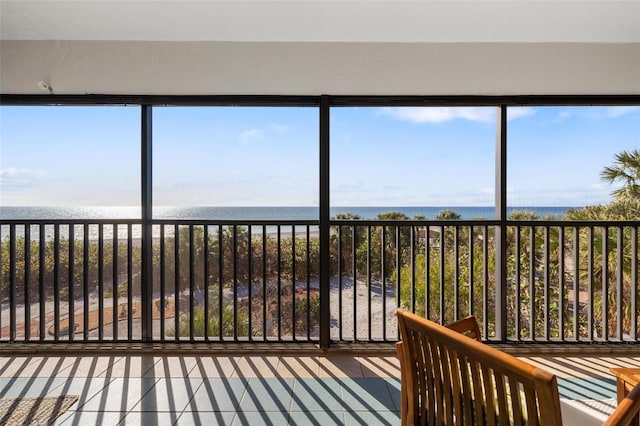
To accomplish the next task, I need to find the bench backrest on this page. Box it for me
[396,308,563,425]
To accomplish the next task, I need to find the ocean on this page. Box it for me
[0,206,575,241]
[0,206,574,221]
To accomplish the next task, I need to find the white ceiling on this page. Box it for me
[1,1,638,95]
[1,0,639,43]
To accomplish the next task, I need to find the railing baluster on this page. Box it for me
[482,225,488,338]
[9,224,16,341]
[338,225,343,341]
[616,226,623,341]
[189,225,195,342]
[603,226,609,341]
[98,224,103,341]
[632,226,638,341]
[160,224,166,341]
[454,226,459,321]
[127,223,133,340]
[277,225,281,341]
[218,224,223,340]
[425,225,431,321]
[174,224,180,341]
[262,225,266,341]
[559,226,564,341]
[381,225,386,339]
[204,225,209,342]
[351,225,357,340]
[396,226,401,338]
[292,225,296,341]
[24,225,31,341]
[410,225,415,314]
[573,226,579,341]
[233,225,238,341]
[247,225,252,341]
[54,224,60,341]
[588,226,594,341]
[515,226,521,341]
[0,225,3,339]
[306,226,311,341]
[439,226,445,324]
[112,224,117,341]
[367,225,372,340]
[69,225,75,342]
[83,224,89,341]
[544,227,550,340]
[0,226,3,339]
[469,225,474,319]
[38,224,47,341]
[529,225,535,341]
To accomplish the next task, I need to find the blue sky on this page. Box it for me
[1,105,638,208]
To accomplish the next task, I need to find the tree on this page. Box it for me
[600,149,640,204]
[435,209,461,220]
[332,213,363,277]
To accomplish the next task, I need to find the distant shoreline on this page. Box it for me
[0,205,576,221]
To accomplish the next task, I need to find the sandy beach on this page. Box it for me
[0,276,399,342]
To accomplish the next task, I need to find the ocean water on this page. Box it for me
[0,205,573,221]
[0,206,574,241]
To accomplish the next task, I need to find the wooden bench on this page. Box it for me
[396,308,640,425]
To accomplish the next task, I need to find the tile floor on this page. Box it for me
[0,354,401,425]
[0,353,638,425]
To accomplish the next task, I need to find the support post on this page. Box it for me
[319,95,331,349]
[141,105,153,341]
[495,105,508,341]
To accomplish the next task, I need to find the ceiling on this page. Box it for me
[1,1,638,95]
[2,0,639,43]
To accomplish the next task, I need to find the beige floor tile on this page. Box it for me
[517,356,618,379]
[0,357,44,377]
[519,356,587,378]
[96,356,159,378]
[276,357,320,378]
[599,356,640,370]
[142,356,200,378]
[570,356,638,379]
[48,355,123,378]
[559,357,612,378]
[359,356,401,378]
[17,356,83,378]
[230,356,280,378]
[188,356,238,378]
[317,355,363,378]
[615,357,640,368]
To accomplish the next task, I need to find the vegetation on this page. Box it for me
[600,149,640,203]
[1,150,638,341]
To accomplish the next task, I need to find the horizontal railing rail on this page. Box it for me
[1,219,638,345]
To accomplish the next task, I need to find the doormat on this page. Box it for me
[0,394,78,425]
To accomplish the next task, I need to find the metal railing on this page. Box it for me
[1,219,638,345]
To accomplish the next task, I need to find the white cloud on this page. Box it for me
[238,129,263,144]
[507,107,536,121]
[554,109,573,122]
[270,123,291,133]
[0,167,46,189]
[553,106,640,122]
[379,106,537,124]
[379,107,495,123]
[606,106,640,118]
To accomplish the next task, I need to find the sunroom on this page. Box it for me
[1,1,639,424]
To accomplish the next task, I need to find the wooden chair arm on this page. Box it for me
[604,382,640,426]
[445,315,482,341]
[396,341,407,426]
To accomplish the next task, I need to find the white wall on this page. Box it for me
[1,41,639,95]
